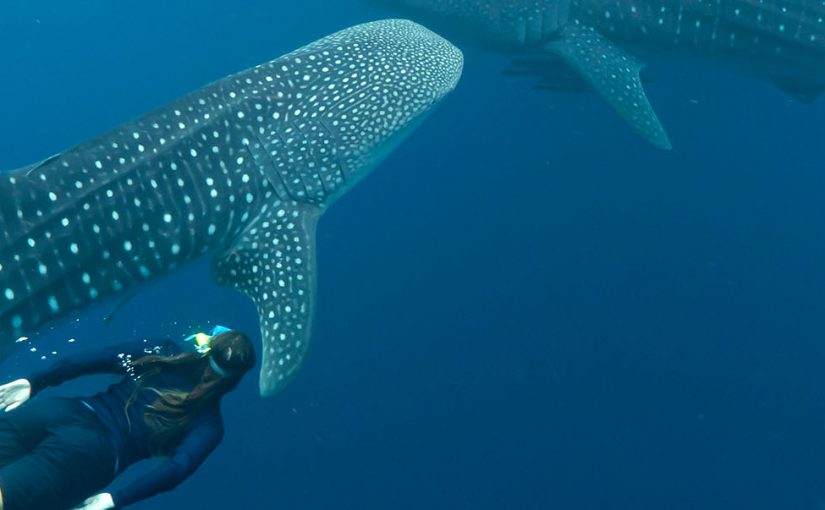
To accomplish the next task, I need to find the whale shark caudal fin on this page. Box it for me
[543,24,672,150]
[210,200,322,396]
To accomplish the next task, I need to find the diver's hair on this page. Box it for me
[125,331,256,455]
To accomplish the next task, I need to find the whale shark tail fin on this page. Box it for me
[211,201,322,397]
[543,25,672,150]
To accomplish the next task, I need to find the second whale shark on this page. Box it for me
[374,0,825,149]
[0,19,464,396]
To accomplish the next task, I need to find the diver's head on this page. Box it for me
[133,327,256,455]
[187,325,256,381]
[206,330,256,381]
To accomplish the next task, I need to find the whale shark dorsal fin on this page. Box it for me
[210,200,322,396]
[544,24,672,150]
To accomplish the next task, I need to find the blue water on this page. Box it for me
[2,1,825,509]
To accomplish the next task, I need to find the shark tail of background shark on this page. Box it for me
[542,24,672,150]
[211,200,321,397]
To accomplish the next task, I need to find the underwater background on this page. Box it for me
[2,0,825,508]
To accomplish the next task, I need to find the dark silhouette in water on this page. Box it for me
[102,291,139,325]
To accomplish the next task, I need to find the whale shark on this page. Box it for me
[373,0,825,149]
[0,19,463,396]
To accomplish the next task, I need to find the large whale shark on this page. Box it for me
[0,19,463,396]
[373,0,825,149]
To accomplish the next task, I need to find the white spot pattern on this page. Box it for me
[0,20,463,397]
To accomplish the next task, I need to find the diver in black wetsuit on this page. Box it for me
[0,326,256,510]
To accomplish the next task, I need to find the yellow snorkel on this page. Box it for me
[192,333,212,354]
[186,325,232,355]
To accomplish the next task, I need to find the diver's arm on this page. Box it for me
[111,411,224,508]
[27,339,176,396]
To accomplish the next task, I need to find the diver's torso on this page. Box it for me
[81,341,220,470]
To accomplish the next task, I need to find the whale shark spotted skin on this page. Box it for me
[0,19,463,396]
[376,0,825,149]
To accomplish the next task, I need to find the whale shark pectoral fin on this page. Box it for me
[543,25,672,150]
[210,201,322,397]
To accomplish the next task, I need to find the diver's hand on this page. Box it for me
[0,379,31,412]
[73,493,115,510]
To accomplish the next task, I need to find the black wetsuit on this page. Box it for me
[0,339,224,510]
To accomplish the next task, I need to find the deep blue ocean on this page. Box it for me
[2,1,825,509]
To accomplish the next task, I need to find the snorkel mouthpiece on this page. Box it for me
[192,333,211,354]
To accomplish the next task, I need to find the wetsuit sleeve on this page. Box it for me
[27,339,178,395]
[111,411,224,508]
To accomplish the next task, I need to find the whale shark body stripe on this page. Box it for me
[671,0,825,52]
[0,94,270,330]
[0,19,463,396]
